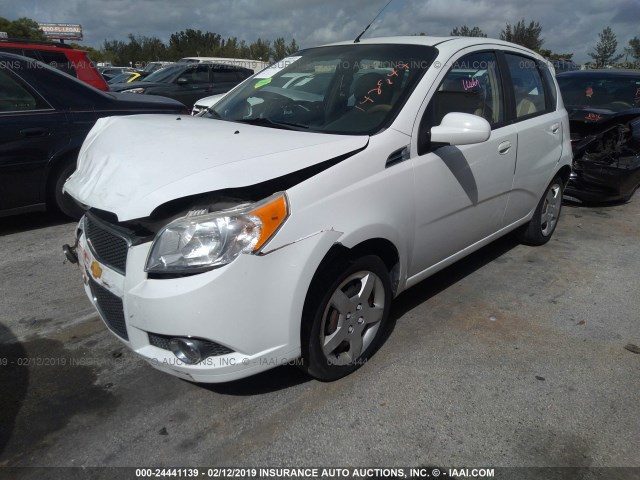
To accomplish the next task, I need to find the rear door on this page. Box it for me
[500,53,564,223]
[0,67,68,214]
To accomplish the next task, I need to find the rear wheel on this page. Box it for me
[517,175,564,245]
[301,255,392,381]
[51,161,84,220]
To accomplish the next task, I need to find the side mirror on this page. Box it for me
[430,112,491,146]
[177,77,189,85]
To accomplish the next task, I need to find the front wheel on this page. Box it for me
[517,175,564,245]
[301,255,392,381]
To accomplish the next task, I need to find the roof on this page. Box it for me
[557,69,640,77]
[325,35,540,57]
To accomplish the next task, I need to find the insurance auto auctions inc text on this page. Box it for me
[253,467,495,478]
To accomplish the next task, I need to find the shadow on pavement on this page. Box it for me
[0,211,75,236]
[0,322,29,458]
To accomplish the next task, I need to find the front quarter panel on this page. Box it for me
[268,129,415,294]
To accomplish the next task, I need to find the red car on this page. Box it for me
[0,38,108,91]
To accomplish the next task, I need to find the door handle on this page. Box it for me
[20,128,48,137]
[551,123,560,134]
[498,141,511,155]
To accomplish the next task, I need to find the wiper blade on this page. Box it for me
[236,117,309,130]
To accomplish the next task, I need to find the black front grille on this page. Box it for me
[89,278,128,340]
[85,215,129,274]
[148,332,234,359]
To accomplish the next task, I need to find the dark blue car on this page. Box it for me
[0,52,188,219]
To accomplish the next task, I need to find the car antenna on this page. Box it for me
[354,0,394,43]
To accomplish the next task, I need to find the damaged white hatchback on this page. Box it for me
[64,36,572,383]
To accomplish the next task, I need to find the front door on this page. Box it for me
[409,50,517,277]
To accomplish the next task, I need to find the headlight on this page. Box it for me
[145,192,288,274]
[122,87,145,93]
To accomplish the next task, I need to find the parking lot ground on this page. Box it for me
[1,200,639,474]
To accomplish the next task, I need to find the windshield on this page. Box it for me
[108,72,136,84]
[206,44,436,135]
[142,65,180,83]
[557,74,640,112]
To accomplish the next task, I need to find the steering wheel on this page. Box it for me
[609,101,632,109]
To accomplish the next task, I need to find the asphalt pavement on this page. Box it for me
[0,199,639,476]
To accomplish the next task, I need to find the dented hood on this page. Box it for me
[65,114,368,221]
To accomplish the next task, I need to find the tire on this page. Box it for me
[52,161,85,220]
[517,175,564,246]
[301,255,392,381]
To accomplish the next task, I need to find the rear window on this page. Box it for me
[557,74,640,112]
[0,45,78,78]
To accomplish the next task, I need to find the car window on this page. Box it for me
[210,44,436,135]
[179,65,210,84]
[428,51,504,127]
[38,51,77,77]
[557,74,640,111]
[0,69,45,112]
[504,53,547,118]
[142,65,181,83]
[213,70,240,83]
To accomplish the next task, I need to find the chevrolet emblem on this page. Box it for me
[90,260,103,279]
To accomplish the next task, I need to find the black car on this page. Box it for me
[109,62,253,109]
[557,69,640,203]
[0,52,188,218]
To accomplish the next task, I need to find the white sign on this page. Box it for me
[0,32,8,39]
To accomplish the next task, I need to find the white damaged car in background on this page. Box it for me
[63,36,572,383]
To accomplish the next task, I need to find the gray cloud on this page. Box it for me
[1,0,638,62]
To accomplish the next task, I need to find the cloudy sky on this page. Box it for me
[1,0,638,63]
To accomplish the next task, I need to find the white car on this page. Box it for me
[64,36,572,383]
[191,93,225,115]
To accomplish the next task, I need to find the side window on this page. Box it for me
[0,69,44,112]
[428,51,504,127]
[212,70,240,83]
[539,63,557,110]
[179,65,210,84]
[504,54,547,118]
[38,51,78,77]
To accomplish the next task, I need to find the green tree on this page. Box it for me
[450,26,487,37]
[500,19,544,51]
[273,37,287,61]
[628,36,640,64]
[0,16,47,40]
[249,38,272,61]
[285,38,299,55]
[538,49,573,61]
[588,26,623,67]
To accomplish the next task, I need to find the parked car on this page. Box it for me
[557,69,640,202]
[140,61,174,75]
[552,59,579,75]
[0,38,108,91]
[109,62,254,109]
[98,66,132,81]
[191,72,333,115]
[107,71,142,84]
[64,36,571,383]
[0,52,188,219]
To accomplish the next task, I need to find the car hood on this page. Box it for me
[65,115,368,221]
[107,91,186,109]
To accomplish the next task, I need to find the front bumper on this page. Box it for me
[76,215,340,383]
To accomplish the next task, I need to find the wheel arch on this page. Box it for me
[45,148,80,205]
